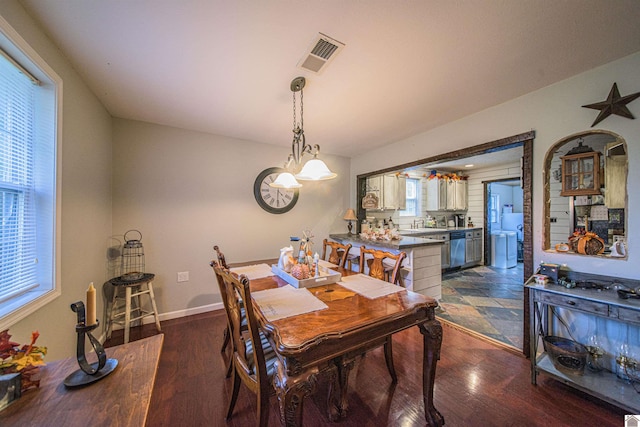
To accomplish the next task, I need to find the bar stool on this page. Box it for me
[106,273,162,344]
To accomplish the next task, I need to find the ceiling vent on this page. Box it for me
[297,33,345,74]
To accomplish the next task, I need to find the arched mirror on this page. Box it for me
[543,130,627,258]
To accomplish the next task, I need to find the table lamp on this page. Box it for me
[343,208,357,235]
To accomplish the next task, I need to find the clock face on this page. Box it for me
[253,167,299,214]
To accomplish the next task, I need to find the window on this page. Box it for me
[400,178,420,217]
[0,16,61,330]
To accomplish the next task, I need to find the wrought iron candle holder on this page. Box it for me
[63,301,118,387]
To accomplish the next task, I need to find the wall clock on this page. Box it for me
[253,167,299,214]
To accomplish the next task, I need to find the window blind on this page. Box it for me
[0,51,38,303]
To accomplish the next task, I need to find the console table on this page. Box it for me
[527,273,640,413]
[0,334,163,426]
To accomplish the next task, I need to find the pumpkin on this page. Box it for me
[291,264,310,280]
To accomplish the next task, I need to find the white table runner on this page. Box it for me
[230,263,273,280]
[252,284,329,321]
[339,274,405,299]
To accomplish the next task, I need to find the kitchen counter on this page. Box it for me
[329,233,443,300]
[399,227,483,236]
[329,233,443,250]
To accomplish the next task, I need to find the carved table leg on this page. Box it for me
[328,355,358,421]
[418,317,445,427]
[273,359,319,427]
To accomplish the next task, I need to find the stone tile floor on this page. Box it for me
[436,263,525,349]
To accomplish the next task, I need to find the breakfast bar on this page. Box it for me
[329,233,443,299]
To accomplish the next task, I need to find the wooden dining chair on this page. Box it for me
[321,239,352,268]
[211,245,247,378]
[359,246,407,286]
[358,246,407,382]
[213,246,232,354]
[212,261,278,427]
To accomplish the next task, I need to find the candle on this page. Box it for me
[86,282,96,326]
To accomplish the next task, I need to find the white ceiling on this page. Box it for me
[18,0,640,158]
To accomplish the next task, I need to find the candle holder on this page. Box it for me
[63,301,118,388]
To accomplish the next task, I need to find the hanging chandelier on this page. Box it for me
[270,76,337,189]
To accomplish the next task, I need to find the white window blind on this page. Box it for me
[0,51,39,303]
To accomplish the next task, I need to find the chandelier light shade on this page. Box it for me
[296,158,337,180]
[269,76,337,188]
[271,171,303,189]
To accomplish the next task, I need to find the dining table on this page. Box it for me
[233,261,444,427]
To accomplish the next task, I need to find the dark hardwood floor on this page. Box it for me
[105,311,626,426]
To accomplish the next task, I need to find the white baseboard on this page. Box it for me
[105,302,225,334]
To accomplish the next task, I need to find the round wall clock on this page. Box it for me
[253,167,299,214]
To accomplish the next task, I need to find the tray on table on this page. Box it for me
[271,265,341,289]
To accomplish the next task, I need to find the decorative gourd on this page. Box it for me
[291,264,310,280]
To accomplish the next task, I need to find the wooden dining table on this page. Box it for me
[247,265,444,427]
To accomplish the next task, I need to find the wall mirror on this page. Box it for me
[543,130,628,258]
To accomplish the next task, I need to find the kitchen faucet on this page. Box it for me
[412,219,425,229]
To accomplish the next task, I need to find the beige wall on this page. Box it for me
[112,118,351,319]
[0,2,113,360]
[352,52,640,279]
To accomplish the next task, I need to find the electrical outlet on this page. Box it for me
[177,271,189,282]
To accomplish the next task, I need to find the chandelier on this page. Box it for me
[270,76,337,188]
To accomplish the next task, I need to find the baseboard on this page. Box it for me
[106,302,225,334]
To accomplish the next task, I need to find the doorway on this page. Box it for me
[356,131,534,355]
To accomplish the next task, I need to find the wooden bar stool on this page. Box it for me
[106,273,161,343]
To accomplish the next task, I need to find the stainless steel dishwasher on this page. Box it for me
[449,230,466,268]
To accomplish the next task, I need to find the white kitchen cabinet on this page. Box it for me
[446,180,467,210]
[427,178,467,211]
[426,178,447,210]
[365,174,406,210]
[383,174,406,210]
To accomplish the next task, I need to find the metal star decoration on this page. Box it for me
[582,82,640,127]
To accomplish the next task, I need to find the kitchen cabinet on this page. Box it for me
[560,151,600,196]
[426,178,447,211]
[366,174,406,210]
[426,177,467,211]
[431,233,450,269]
[465,229,482,265]
[446,180,467,210]
[527,272,640,413]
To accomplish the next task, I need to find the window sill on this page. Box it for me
[0,287,61,331]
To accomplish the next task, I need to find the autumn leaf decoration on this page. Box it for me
[0,329,47,392]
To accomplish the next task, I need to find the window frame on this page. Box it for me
[399,177,420,217]
[0,15,62,331]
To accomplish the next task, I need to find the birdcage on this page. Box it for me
[120,230,145,282]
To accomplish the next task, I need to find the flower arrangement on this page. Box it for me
[360,227,402,241]
[0,330,47,392]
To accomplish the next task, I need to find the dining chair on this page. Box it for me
[212,261,278,427]
[358,246,407,382]
[211,245,246,378]
[359,246,407,286]
[213,245,231,354]
[321,239,352,268]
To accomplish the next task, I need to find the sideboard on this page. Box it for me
[527,271,640,413]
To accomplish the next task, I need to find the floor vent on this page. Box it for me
[298,33,345,74]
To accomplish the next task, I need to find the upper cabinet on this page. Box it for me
[560,148,601,196]
[365,173,406,210]
[426,175,467,211]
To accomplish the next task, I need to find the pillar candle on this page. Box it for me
[86,282,96,326]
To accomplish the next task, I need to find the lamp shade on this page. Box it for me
[295,159,337,181]
[269,172,302,189]
[343,208,357,221]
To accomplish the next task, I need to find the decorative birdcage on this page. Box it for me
[120,230,145,282]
